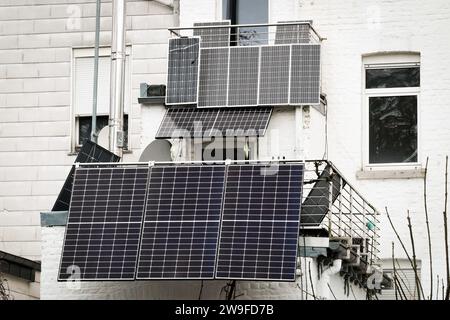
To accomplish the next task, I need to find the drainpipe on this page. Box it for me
[91,0,101,143]
[317,259,342,299]
[109,0,127,157]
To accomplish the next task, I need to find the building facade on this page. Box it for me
[1,0,449,299]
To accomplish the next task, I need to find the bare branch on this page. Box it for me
[423,156,433,299]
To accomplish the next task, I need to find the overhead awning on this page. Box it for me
[155,106,273,139]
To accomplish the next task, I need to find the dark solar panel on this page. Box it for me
[259,45,291,105]
[300,165,344,227]
[193,21,230,48]
[155,107,218,139]
[52,140,120,212]
[228,46,260,107]
[198,47,229,108]
[210,107,272,137]
[216,164,304,281]
[155,107,272,139]
[136,165,226,279]
[58,166,148,281]
[165,37,200,105]
[290,44,321,105]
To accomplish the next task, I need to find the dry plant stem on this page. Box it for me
[423,157,433,299]
[407,210,421,300]
[392,242,398,300]
[385,207,425,298]
[444,155,450,300]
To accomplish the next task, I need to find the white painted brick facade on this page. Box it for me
[1,0,450,299]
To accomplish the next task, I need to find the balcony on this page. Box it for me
[164,21,323,109]
[300,160,381,285]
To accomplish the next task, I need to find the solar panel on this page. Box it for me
[136,165,226,279]
[59,166,148,280]
[228,46,260,107]
[300,165,345,227]
[155,107,273,139]
[165,37,200,105]
[275,21,311,44]
[155,107,218,139]
[216,164,304,281]
[290,44,321,105]
[210,107,272,137]
[193,21,230,48]
[259,45,291,105]
[198,48,229,108]
[52,140,120,212]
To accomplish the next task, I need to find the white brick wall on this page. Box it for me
[0,0,176,262]
[2,0,450,299]
[41,226,365,300]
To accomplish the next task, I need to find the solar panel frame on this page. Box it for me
[193,21,231,48]
[215,164,304,281]
[289,44,321,105]
[165,37,201,106]
[52,140,120,212]
[58,166,149,281]
[136,165,226,280]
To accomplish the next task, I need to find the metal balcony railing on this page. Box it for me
[168,21,323,46]
[301,160,381,269]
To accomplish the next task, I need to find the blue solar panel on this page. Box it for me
[216,164,304,281]
[58,166,148,281]
[136,165,226,279]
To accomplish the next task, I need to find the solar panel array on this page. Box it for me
[165,37,200,105]
[52,140,120,212]
[59,166,148,280]
[59,163,304,282]
[136,166,225,279]
[193,21,231,48]
[155,107,272,139]
[168,41,321,108]
[216,164,304,280]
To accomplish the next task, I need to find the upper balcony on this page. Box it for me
[164,21,323,109]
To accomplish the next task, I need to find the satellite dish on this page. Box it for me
[139,140,172,162]
[97,126,109,150]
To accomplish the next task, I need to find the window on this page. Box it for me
[364,55,420,166]
[192,137,254,162]
[380,259,421,300]
[223,0,269,45]
[72,47,131,151]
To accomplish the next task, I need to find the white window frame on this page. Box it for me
[70,46,132,152]
[362,61,421,170]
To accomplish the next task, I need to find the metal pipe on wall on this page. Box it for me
[109,0,127,157]
[91,0,101,143]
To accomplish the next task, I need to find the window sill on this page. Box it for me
[356,168,425,180]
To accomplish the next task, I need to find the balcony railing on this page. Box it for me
[168,21,323,46]
[301,160,381,271]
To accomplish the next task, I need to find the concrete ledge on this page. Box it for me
[40,211,68,227]
[356,168,425,180]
